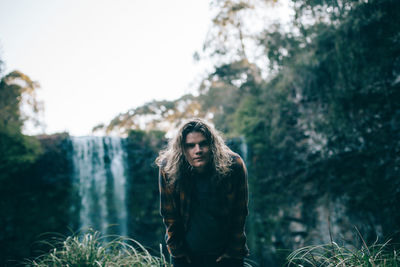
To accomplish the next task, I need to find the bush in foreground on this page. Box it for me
[26,230,169,267]
[286,238,400,267]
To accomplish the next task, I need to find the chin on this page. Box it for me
[193,164,204,168]
[192,162,209,171]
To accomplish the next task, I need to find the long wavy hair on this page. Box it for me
[155,118,235,184]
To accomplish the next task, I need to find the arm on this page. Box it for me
[223,156,250,258]
[159,169,188,258]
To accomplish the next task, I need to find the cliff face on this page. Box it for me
[247,179,393,266]
[271,196,358,248]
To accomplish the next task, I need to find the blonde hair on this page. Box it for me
[155,118,234,184]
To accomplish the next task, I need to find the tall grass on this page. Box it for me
[26,229,169,267]
[286,237,400,267]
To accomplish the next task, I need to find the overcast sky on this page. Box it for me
[0,0,213,136]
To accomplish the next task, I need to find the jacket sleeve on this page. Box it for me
[224,156,250,258]
[159,169,188,257]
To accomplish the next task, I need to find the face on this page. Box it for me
[184,131,211,172]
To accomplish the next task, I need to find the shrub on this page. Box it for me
[26,229,169,267]
[286,238,400,267]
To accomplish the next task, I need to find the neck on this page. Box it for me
[195,167,206,174]
[193,164,212,174]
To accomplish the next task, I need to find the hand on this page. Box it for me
[216,253,230,262]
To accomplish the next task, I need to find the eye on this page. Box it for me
[199,141,209,147]
[186,143,195,148]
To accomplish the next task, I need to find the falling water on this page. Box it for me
[71,136,128,236]
[239,135,248,164]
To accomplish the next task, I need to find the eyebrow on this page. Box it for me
[185,140,209,146]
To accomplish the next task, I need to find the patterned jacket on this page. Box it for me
[159,154,249,259]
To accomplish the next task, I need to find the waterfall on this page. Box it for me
[71,136,128,236]
[239,135,248,164]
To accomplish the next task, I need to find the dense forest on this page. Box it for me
[1,0,399,266]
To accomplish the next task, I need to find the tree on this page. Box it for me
[0,70,44,133]
[96,94,208,136]
[0,66,43,180]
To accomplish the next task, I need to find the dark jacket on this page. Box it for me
[159,154,249,258]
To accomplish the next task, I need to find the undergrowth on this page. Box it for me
[286,232,400,267]
[25,229,169,267]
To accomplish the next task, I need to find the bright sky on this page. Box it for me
[0,0,212,136]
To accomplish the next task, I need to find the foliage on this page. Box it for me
[96,94,207,136]
[27,230,169,267]
[199,58,263,135]
[203,0,253,62]
[0,127,42,178]
[0,68,43,181]
[275,0,400,239]
[0,70,43,132]
[0,133,75,266]
[197,0,400,265]
[287,238,400,267]
[0,63,51,266]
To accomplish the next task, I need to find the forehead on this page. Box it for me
[185,131,207,143]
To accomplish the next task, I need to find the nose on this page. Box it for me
[194,144,202,153]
